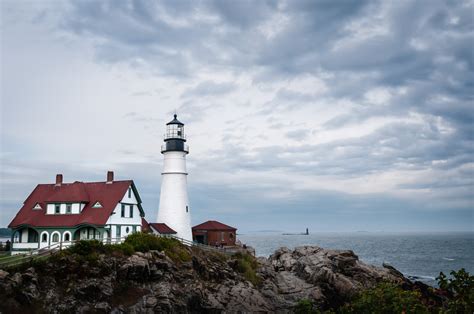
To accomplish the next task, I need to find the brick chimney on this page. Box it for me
[106,171,114,184]
[55,174,63,187]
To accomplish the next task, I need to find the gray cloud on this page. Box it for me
[1,0,472,231]
[181,80,236,98]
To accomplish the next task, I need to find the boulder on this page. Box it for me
[0,245,411,313]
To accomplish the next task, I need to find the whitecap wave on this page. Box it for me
[407,274,436,281]
[442,257,455,261]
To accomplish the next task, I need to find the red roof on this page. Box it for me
[141,217,151,233]
[149,223,177,234]
[45,181,89,202]
[9,180,144,228]
[192,220,237,231]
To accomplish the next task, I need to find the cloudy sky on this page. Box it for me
[1,0,473,232]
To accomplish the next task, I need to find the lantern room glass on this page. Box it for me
[165,124,185,140]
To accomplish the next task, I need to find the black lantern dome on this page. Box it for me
[162,114,188,154]
[166,114,184,126]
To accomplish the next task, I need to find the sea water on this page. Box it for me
[239,232,474,286]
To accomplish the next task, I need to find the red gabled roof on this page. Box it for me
[44,182,89,202]
[9,180,144,228]
[192,220,237,231]
[149,223,177,234]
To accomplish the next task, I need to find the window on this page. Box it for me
[116,226,121,238]
[64,233,70,242]
[186,205,189,213]
[132,225,137,233]
[42,233,47,242]
[92,202,102,208]
[66,204,72,214]
[229,233,234,239]
[126,226,130,233]
[52,233,59,242]
[33,203,42,210]
[55,204,60,214]
[121,204,125,217]
[129,205,133,218]
[128,187,132,198]
[221,232,225,241]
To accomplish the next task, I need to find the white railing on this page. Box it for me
[1,233,241,268]
[12,242,39,250]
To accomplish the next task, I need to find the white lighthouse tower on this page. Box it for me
[157,114,192,241]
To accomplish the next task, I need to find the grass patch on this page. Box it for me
[124,233,191,263]
[232,252,261,286]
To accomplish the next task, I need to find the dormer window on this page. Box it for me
[92,202,102,208]
[33,203,42,210]
[55,204,60,214]
[66,204,72,214]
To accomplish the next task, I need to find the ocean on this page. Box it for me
[239,232,474,286]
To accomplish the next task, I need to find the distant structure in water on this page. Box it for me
[157,114,192,242]
[283,228,310,236]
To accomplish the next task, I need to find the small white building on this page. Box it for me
[8,171,146,253]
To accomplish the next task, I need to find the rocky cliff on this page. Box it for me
[0,245,414,313]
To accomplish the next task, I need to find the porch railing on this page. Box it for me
[0,233,240,269]
[0,237,126,269]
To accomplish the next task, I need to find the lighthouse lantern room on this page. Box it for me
[157,114,192,242]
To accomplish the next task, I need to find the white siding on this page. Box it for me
[157,151,192,241]
[105,185,142,236]
[20,230,28,242]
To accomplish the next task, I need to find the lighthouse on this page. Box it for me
[157,114,192,241]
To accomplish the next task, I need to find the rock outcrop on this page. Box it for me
[0,246,411,313]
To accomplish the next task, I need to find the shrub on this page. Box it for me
[294,299,316,314]
[124,232,180,252]
[103,242,135,256]
[437,268,474,313]
[67,240,104,256]
[232,252,261,286]
[124,233,191,262]
[340,282,429,314]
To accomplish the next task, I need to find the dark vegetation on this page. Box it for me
[230,252,261,286]
[65,232,191,263]
[294,268,474,314]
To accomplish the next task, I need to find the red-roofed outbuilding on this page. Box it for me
[192,220,237,246]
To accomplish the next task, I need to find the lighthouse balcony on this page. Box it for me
[161,143,189,153]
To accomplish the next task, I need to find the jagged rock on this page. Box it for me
[0,269,9,280]
[95,301,111,312]
[119,254,150,279]
[0,245,413,313]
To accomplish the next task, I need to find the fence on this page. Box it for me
[0,234,235,269]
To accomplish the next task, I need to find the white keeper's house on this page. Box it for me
[8,171,147,252]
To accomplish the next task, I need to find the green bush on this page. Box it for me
[124,232,180,252]
[294,299,317,314]
[340,282,429,314]
[232,252,261,286]
[124,233,191,262]
[103,242,135,256]
[67,240,104,256]
[437,268,474,313]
